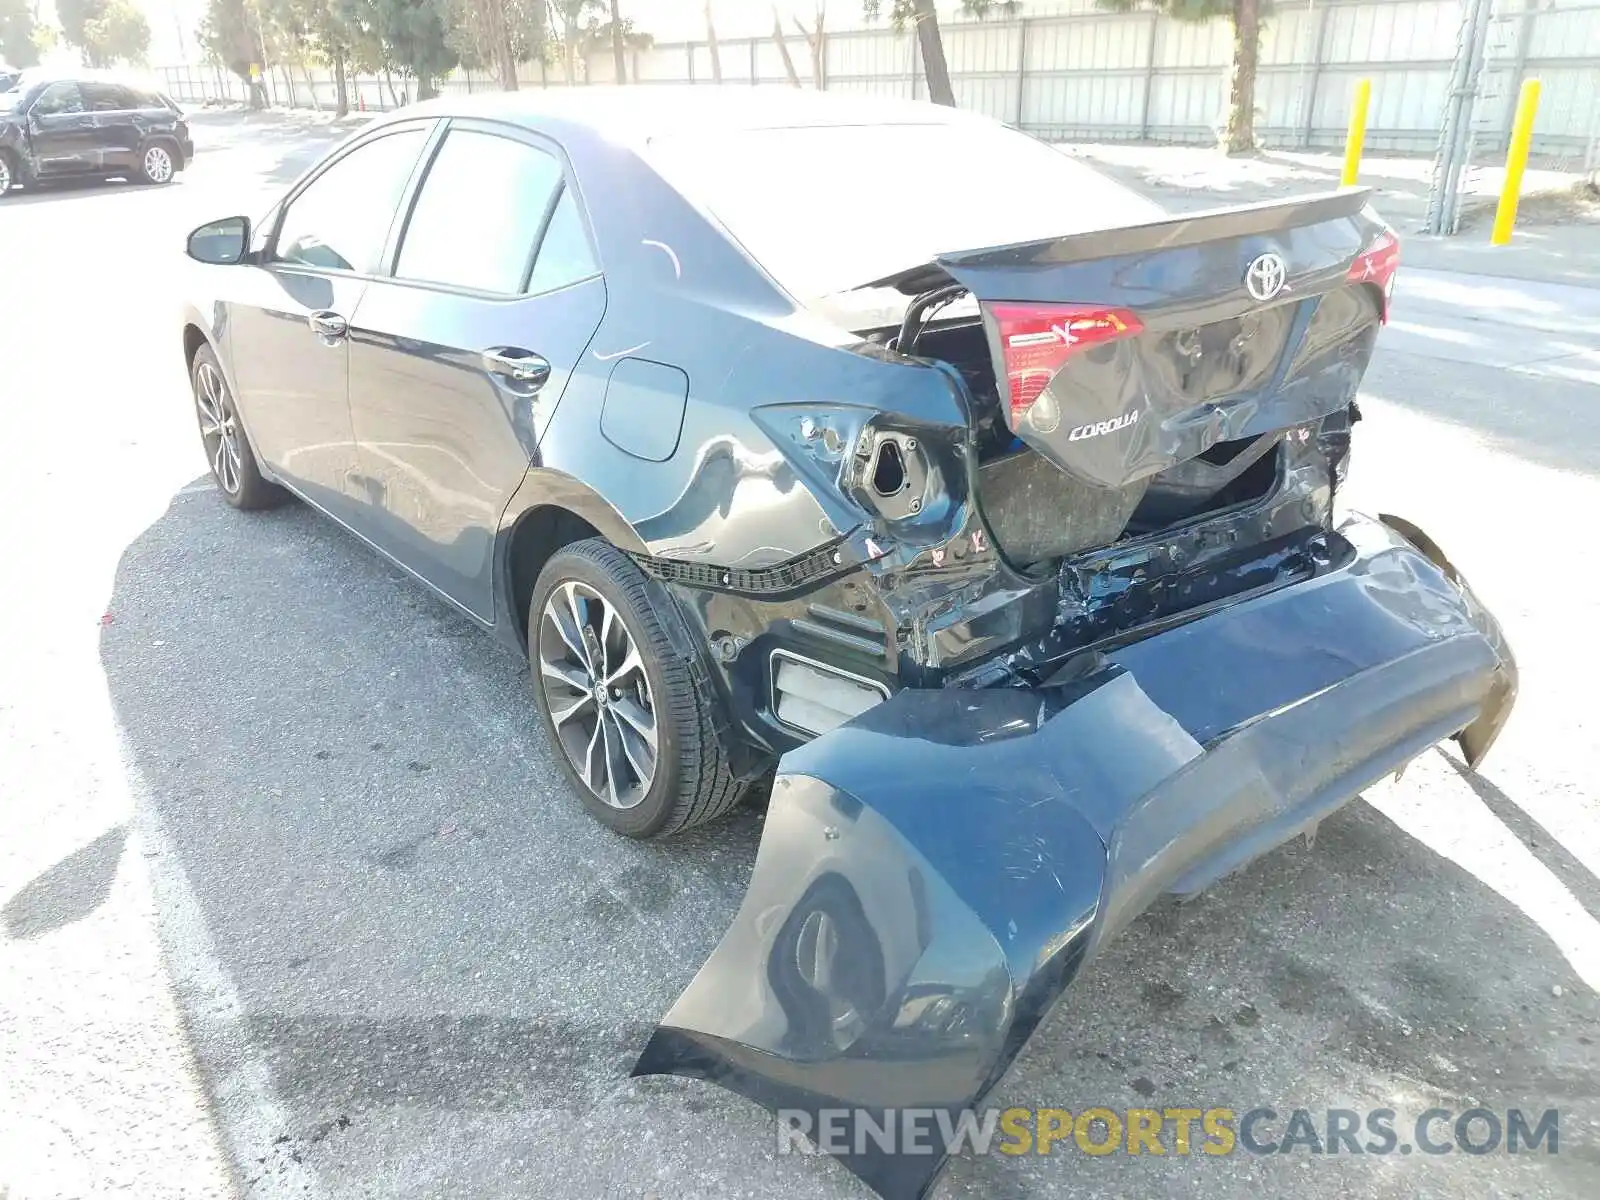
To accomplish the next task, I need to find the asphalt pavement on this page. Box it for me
[1,111,1597,1200]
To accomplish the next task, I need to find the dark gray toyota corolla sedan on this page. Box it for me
[180,87,1515,1199]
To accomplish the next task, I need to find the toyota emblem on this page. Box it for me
[1244,252,1288,301]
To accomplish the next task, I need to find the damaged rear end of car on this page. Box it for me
[632,189,1514,1199]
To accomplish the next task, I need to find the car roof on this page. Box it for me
[10,69,168,92]
[384,85,991,145]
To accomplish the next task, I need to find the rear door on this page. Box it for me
[345,119,605,619]
[223,121,434,520]
[25,82,94,176]
[79,82,139,173]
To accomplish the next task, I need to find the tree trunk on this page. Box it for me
[298,61,321,111]
[1224,0,1260,154]
[793,11,825,90]
[334,53,349,118]
[772,6,800,87]
[488,0,519,90]
[417,75,438,101]
[610,0,627,84]
[383,67,399,108]
[705,1,722,82]
[911,0,955,107]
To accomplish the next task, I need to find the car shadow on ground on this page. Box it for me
[82,481,1600,1198]
[1,174,160,207]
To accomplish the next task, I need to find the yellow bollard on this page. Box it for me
[1491,78,1542,246]
[1341,78,1371,187]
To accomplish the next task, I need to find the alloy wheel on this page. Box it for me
[537,580,658,809]
[195,361,243,495]
[144,146,173,183]
[0,157,11,193]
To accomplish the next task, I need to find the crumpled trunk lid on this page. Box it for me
[934,189,1396,496]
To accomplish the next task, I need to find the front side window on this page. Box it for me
[273,128,428,275]
[32,83,85,117]
[394,129,564,295]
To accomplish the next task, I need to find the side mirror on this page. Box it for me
[187,216,251,265]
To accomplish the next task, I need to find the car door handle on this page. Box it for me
[481,348,551,389]
[308,310,348,341]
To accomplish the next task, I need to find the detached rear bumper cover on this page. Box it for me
[634,511,1515,1200]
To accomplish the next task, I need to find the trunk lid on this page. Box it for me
[931,189,1397,493]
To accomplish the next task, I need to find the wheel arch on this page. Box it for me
[182,321,209,372]
[139,131,183,169]
[180,314,276,484]
[496,468,651,651]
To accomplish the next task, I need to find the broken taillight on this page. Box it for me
[1346,228,1400,321]
[989,302,1144,422]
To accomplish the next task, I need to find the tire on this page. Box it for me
[190,344,286,510]
[0,150,17,196]
[529,539,741,839]
[137,140,177,185]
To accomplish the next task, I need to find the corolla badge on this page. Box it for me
[1245,252,1288,301]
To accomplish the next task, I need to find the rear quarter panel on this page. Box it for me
[529,122,952,572]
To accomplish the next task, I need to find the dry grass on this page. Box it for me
[1458,178,1600,229]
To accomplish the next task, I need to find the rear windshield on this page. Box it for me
[644,121,1161,300]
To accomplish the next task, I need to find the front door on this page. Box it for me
[223,122,433,520]
[26,82,95,176]
[345,121,606,619]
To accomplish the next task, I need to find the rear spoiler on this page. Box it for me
[858,187,1375,295]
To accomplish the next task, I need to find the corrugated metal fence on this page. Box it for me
[160,0,1600,161]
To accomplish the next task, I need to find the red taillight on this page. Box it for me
[989,302,1144,421]
[1346,228,1400,321]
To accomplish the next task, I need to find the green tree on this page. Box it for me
[863,1,1018,108]
[579,4,647,81]
[368,0,457,99]
[1,0,43,68]
[198,0,269,107]
[58,0,152,66]
[1098,0,1264,154]
[450,0,547,88]
[544,0,602,83]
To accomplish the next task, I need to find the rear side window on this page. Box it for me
[394,129,565,295]
[274,128,428,274]
[526,187,598,294]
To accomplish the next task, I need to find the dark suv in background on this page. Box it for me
[0,75,192,195]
